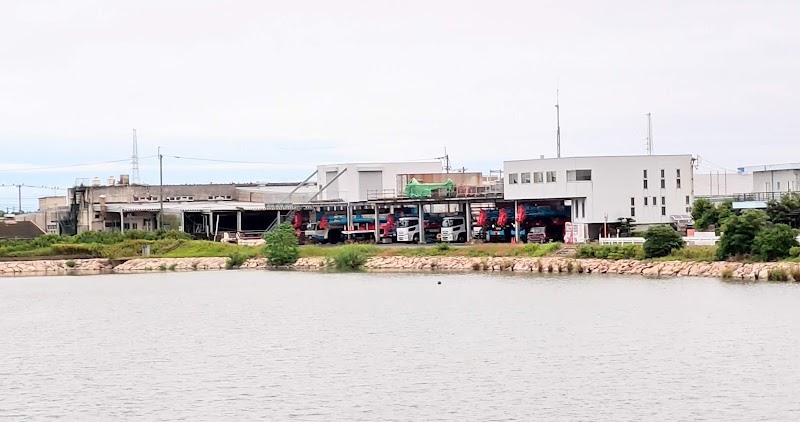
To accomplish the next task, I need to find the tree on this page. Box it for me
[752,224,799,261]
[717,200,737,227]
[716,210,769,260]
[262,223,300,266]
[691,198,718,230]
[766,192,800,227]
[643,225,685,258]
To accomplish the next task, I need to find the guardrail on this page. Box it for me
[600,235,720,246]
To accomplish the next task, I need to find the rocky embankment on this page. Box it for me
[2,256,800,281]
[0,259,111,275]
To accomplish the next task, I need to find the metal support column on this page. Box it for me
[120,211,125,234]
[373,204,380,244]
[346,203,352,241]
[418,201,425,244]
[465,201,472,242]
[514,200,520,243]
[236,210,242,233]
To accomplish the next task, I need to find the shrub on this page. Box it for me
[158,264,167,271]
[790,247,800,258]
[751,224,799,261]
[668,246,717,261]
[51,243,103,257]
[716,210,768,260]
[65,260,76,268]
[262,223,300,266]
[168,263,177,271]
[691,198,718,230]
[720,268,733,279]
[643,225,685,259]
[71,231,124,245]
[226,250,249,269]
[576,245,596,258]
[577,244,642,260]
[768,268,789,282]
[434,242,452,254]
[333,245,373,270]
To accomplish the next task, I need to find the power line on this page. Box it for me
[0,157,156,173]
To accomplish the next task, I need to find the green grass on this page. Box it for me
[298,243,563,259]
[160,241,259,258]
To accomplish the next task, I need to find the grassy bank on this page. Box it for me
[300,242,562,259]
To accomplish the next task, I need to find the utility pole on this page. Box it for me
[555,89,561,158]
[158,147,164,230]
[646,113,653,155]
[18,185,22,213]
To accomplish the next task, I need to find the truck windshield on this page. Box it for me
[442,219,462,227]
[530,227,545,233]
[397,219,417,228]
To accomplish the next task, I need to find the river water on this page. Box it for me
[3,271,800,421]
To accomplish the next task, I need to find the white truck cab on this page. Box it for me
[395,217,420,243]
[440,216,468,243]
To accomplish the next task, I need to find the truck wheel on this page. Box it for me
[412,234,419,244]
[457,233,466,243]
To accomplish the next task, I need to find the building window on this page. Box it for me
[660,169,665,178]
[521,172,531,184]
[94,213,100,219]
[509,173,518,184]
[686,195,690,205]
[660,179,666,189]
[661,197,666,205]
[765,182,770,192]
[582,201,585,218]
[567,169,592,181]
[643,169,648,178]
[661,206,666,216]
[676,169,681,178]
[777,182,781,191]
[534,172,544,183]
[643,179,648,189]
[631,197,635,206]
[644,197,649,206]
[676,179,681,189]
[631,207,636,217]
[653,196,657,205]
[546,171,556,183]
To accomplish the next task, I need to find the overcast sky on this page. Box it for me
[1,1,798,209]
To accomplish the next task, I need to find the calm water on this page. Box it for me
[3,271,800,421]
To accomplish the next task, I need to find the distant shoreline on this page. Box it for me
[2,256,799,281]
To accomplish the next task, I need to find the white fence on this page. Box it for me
[600,235,720,246]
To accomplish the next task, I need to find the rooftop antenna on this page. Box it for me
[132,129,140,184]
[645,113,653,155]
[555,89,561,158]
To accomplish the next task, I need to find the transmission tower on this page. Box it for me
[645,113,653,155]
[132,129,140,184]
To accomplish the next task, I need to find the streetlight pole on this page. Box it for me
[158,147,164,230]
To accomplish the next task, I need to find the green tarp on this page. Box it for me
[403,178,455,198]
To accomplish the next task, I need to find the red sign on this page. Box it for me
[497,208,508,226]
[515,204,525,222]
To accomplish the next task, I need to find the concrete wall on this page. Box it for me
[752,169,800,193]
[316,162,442,202]
[503,155,694,225]
[15,207,70,234]
[694,173,754,196]
[236,184,318,203]
[38,196,67,210]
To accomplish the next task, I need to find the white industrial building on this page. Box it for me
[504,154,695,239]
[315,161,443,203]
[742,163,800,194]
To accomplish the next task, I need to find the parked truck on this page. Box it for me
[395,215,443,243]
[477,205,570,243]
[440,215,469,243]
[304,213,396,244]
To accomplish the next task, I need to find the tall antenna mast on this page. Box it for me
[645,113,653,155]
[555,89,561,158]
[132,129,140,184]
